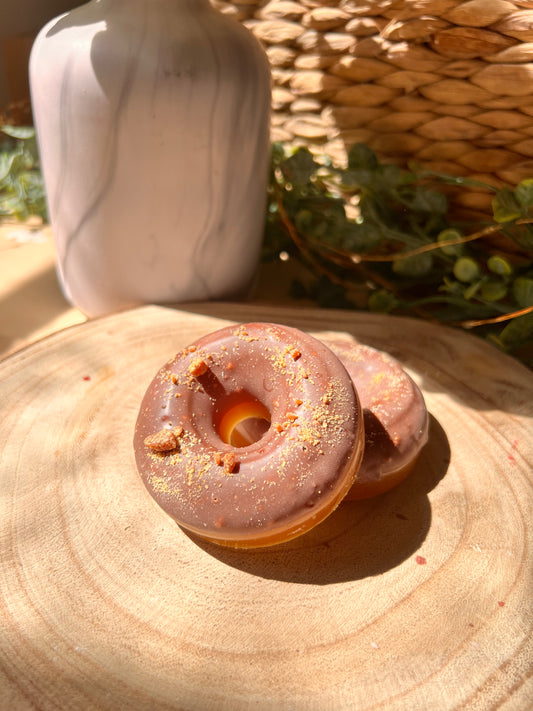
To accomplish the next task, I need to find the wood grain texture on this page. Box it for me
[1,303,532,711]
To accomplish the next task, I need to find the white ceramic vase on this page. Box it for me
[30,0,271,317]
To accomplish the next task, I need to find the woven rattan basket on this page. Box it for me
[212,0,533,218]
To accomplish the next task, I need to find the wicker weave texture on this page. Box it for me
[212,0,533,212]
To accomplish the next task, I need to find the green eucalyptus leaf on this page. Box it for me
[464,280,483,300]
[341,221,382,252]
[22,134,39,163]
[513,277,533,307]
[438,228,464,256]
[514,178,533,209]
[338,168,373,189]
[405,188,447,215]
[1,125,35,140]
[20,173,47,218]
[487,254,513,277]
[454,257,480,283]
[280,148,318,186]
[378,163,405,189]
[0,191,23,216]
[480,278,507,302]
[8,152,31,178]
[392,252,433,277]
[368,289,399,313]
[498,310,533,348]
[517,224,533,250]
[348,143,378,171]
[0,151,15,183]
[439,276,464,295]
[492,188,522,223]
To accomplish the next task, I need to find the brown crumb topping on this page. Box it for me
[145,428,180,452]
[214,451,237,474]
[223,452,236,474]
[189,358,209,377]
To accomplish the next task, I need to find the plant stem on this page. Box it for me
[458,305,533,329]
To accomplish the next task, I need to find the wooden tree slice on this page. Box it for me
[1,303,532,710]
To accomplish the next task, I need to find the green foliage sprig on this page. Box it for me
[1,124,531,365]
[264,142,533,366]
[0,126,47,222]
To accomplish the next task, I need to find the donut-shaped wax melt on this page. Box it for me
[134,323,364,548]
[321,337,428,500]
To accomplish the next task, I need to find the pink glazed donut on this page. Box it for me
[320,337,429,500]
[134,323,364,548]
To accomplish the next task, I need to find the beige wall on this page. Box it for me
[0,0,80,112]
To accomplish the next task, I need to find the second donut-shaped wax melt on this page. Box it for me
[321,337,429,500]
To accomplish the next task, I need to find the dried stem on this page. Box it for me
[275,189,440,322]
[275,191,349,290]
[349,218,533,264]
[458,305,533,329]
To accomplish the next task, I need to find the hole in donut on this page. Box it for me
[218,400,271,448]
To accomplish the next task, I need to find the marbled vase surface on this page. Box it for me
[30,0,271,316]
